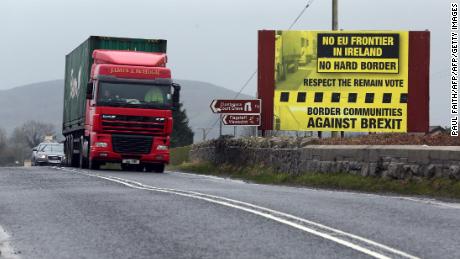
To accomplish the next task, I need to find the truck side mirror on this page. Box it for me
[86,82,93,99]
[172,83,181,110]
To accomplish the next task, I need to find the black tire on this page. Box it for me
[70,135,79,168]
[136,165,145,172]
[155,164,165,173]
[79,152,88,169]
[121,164,132,171]
[147,164,165,173]
[89,159,100,170]
[79,137,89,169]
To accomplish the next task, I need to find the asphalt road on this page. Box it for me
[1,166,460,259]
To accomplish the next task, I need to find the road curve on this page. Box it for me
[0,166,459,258]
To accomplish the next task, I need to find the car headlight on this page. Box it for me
[95,142,108,148]
[38,154,46,159]
[156,145,168,151]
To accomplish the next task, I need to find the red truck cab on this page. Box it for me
[80,50,180,172]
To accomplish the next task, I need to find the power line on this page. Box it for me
[289,0,315,30]
[205,0,316,139]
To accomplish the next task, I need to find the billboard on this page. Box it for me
[272,31,409,132]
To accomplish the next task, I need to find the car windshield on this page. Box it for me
[97,81,172,109]
[40,144,64,153]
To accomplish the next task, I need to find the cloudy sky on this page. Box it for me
[0,0,449,125]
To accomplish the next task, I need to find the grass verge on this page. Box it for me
[169,161,460,200]
[169,146,192,166]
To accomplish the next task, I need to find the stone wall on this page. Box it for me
[190,139,460,180]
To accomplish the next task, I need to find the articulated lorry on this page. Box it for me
[62,36,180,172]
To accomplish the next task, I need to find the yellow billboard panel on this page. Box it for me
[274,31,408,132]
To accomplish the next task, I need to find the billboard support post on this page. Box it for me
[331,0,340,138]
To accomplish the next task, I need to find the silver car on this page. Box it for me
[32,143,65,166]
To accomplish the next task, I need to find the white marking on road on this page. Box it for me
[60,167,419,259]
[174,170,460,210]
[0,226,19,259]
[392,197,460,209]
[172,171,246,184]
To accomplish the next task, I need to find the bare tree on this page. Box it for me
[11,120,56,148]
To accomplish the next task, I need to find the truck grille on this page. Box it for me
[102,115,165,135]
[112,134,153,154]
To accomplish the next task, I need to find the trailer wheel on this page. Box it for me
[79,136,88,169]
[69,135,79,168]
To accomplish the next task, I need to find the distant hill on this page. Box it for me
[0,79,252,142]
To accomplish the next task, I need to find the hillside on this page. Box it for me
[0,80,252,142]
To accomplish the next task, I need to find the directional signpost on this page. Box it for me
[210,99,261,136]
[210,99,261,114]
[222,115,261,126]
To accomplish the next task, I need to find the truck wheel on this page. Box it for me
[89,159,100,170]
[147,164,165,173]
[156,164,165,173]
[121,164,131,171]
[79,152,88,169]
[136,165,145,172]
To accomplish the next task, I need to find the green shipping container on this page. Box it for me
[62,36,167,134]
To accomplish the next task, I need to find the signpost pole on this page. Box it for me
[219,114,223,137]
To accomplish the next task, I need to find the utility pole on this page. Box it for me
[197,128,212,142]
[331,0,340,138]
[332,0,338,30]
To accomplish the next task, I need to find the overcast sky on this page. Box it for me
[0,0,450,125]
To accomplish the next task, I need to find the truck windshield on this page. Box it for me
[97,81,172,109]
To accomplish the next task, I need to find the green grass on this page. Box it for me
[169,146,192,166]
[170,162,460,200]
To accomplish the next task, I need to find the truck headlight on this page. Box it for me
[95,142,108,148]
[156,145,168,151]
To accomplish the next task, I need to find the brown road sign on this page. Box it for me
[222,115,261,126]
[210,99,261,114]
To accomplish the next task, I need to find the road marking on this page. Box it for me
[60,167,418,259]
[392,197,460,209]
[0,226,19,259]
[174,170,460,210]
[172,171,246,184]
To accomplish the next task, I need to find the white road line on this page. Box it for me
[392,197,460,209]
[174,170,460,210]
[172,171,246,184]
[60,167,419,259]
[0,226,19,259]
